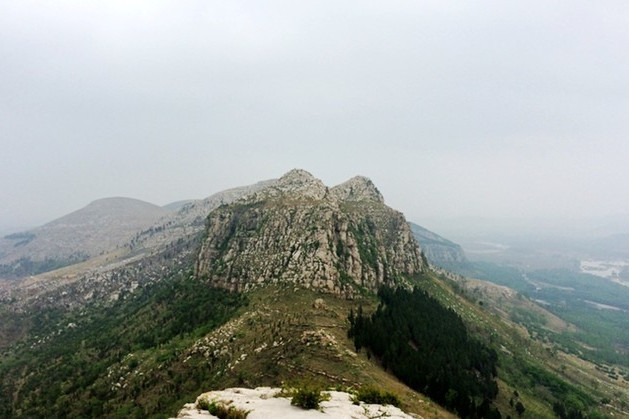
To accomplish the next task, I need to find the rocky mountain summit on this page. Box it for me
[330,175,384,203]
[195,170,424,296]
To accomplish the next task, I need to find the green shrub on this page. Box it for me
[196,397,211,410]
[290,386,328,410]
[196,398,249,419]
[353,387,401,407]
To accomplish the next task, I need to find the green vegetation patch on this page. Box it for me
[352,386,401,407]
[197,398,250,419]
[348,286,500,418]
[458,262,629,367]
[349,220,379,270]
[289,385,330,410]
[0,273,246,418]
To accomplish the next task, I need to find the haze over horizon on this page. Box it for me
[2,1,628,231]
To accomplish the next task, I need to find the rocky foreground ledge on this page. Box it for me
[175,387,415,419]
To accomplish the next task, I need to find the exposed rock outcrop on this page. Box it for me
[195,170,424,296]
[175,387,414,419]
[262,169,328,200]
[329,175,384,203]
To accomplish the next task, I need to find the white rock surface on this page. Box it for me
[175,387,415,419]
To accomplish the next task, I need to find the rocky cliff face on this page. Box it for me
[409,222,467,266]
[195,170,423,296]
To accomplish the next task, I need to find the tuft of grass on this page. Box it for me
[288,386,330,410]
[196,397,250,419]
[352,386,401,407]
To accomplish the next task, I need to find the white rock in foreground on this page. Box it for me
[175,387,415,419]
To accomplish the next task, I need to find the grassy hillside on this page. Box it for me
[0,271,454,418]
[2,263,627,417]
[416,270,629,418]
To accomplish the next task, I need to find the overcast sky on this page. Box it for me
[1,0,628,231]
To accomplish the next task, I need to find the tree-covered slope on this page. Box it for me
[0,271,245,418]
[349,286,500,418]
[413,270,628,418]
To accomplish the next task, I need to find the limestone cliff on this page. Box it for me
[195,170,423,295]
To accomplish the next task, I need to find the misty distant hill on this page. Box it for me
[0,197,167,278]
[409,222,467,267]
[0,180,278,280]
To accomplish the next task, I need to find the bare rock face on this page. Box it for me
[175,387,414,418]
[195,170,423,296]
[409,222,467,267]
[273,169,327,199]
[330,176,384,203]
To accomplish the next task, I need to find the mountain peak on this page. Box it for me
[268,169,327,200]
[279,168,316,182]
[330,176,384,203]
[0,197,167,275]
[195,170,423,296]
[47,197,165,227]
[83,197,161,210]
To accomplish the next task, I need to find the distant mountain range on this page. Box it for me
[0,176,461,280]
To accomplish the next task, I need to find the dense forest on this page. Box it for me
[348,286,500,418]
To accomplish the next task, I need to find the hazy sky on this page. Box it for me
[1,0,628,230]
